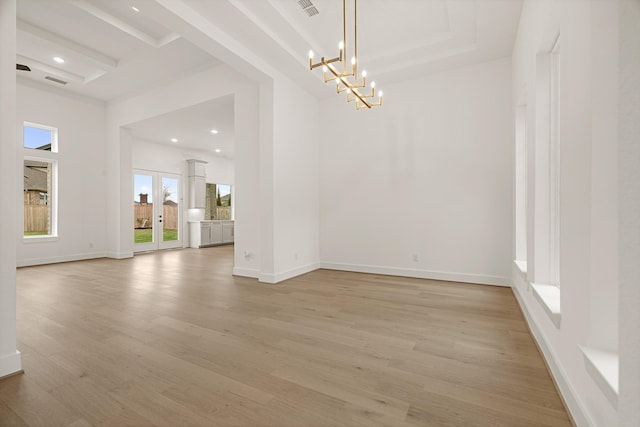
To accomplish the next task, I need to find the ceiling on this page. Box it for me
[16,0,221,101]
[125,95,235,158]
[182,0,523,91]
[15,0,523,156]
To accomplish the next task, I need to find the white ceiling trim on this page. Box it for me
[84,70,108,84]
[363,0,457,64]
[266,0,324,68]
[374,43,479,78]
[237,0,481,82]
[70,0,180,48]
[227,0,303,70]
[16,54,85,83]
[17,19,117,71]
[157,32,181,47]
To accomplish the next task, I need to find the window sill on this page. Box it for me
[23,235,58,243]
[580,346,618,408]
[531,282,561,328]
[514,260,527,274]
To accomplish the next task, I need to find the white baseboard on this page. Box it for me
[105,251,133,260]
[319,262,511,287]
[17,252,109,267]
[259,262,320,284]
[512,285,594,427]
[0,350,22,378]
[232,267,259,279]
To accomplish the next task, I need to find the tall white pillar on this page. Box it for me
[0,0,22,378]
[618,1,640,425]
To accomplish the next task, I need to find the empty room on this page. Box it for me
[0,0,638,426]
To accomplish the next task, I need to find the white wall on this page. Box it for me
[0,0,22,378]
[132,138,234,184]
[511,1,624,425]
[259,74,320,283]
[319,58,513,286]
[16,81,108,267]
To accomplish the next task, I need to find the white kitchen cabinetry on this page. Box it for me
[186,159,207,209]
[189,221,233,248]
[222,221,234,243]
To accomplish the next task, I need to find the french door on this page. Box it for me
[133,170,182,252]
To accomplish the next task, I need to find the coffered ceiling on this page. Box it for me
[184,0,523,91]
[15,0,523,155]
[16,0,220,101]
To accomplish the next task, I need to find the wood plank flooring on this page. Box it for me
[1,246,573,426]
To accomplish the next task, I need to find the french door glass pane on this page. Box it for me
[162,177,179,242]
[134,174,153,244]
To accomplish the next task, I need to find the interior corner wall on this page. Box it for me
[15,81,108,267]
[259,75,320,283]
[0,0,22,378]
[511,1,622,425]
[319,57,513,286]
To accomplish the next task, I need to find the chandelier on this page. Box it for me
[308,0,383,110]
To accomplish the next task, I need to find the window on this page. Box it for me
[533,37,561,287]
[531,36,561,327]
[549,38,561,286]
[23,123,58,238]
[205,183,233,220]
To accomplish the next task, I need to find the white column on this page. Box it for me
[258,81,275,281]
[618,1,640,424]
[0,0,22,378]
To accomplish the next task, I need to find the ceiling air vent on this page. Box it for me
[297,0,319,17]
[45,76,68,85]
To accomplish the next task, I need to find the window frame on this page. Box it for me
[23,122,59,241]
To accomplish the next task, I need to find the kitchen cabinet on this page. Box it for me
[189,221,233,248]
[186,159,207,209]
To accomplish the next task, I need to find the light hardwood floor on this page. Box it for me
[1,246,572,426]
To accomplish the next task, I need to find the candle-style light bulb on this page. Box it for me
[323,65,328,72]
[338,41,344,50]
[379,91,383,97]
[308,50,314,59]
[346,88,351,93]
[351,56,356,65]
[371,81,376,88]
[362,70,367,78]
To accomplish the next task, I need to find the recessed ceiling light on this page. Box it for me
[131,6,140,12]
[53,57,65,64]
[210,129,219,134]
[171,138,178,143]
[215,149,221,153]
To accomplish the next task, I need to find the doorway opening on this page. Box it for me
[133,170,182,252]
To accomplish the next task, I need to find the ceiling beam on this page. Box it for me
[17,19,118,71]
[157,32,181,47]
[16,54,85,83]
[70,0,179,48]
